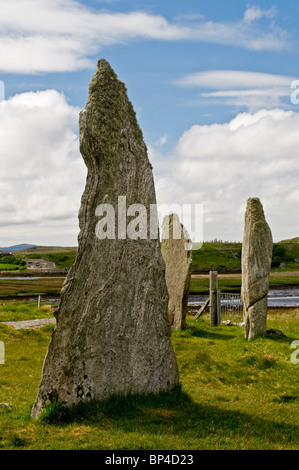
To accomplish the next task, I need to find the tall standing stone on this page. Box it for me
[31,59,179,418]
[161,213,192,330]
[241,198,273,340]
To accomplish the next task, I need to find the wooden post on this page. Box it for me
[210,271,218,326]
[38,295,41,309]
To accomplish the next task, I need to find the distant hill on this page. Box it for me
[278,237,299,244]
[0,244,38,252]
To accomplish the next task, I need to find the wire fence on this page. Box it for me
[219,292,244,323]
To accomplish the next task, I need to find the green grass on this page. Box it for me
[0,301,55,322]
[15,246,77,270]
[190,272,299,294]
[0,278,64,296]
[46,252,77,269]
[190,275,241,293]
[0,305,298,450]
[9,239,299,274]
[192,242,242,272]
[0,264,26,272]
[0,270,298,297]
[191,238,299,273]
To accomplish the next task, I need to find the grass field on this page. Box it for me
[190,272,299,293]
[0,264,26,272]
[0,278,64,297]
[0,303,298,450]
[15,247,77,270]
[0,302,55,322]
[191,238,299,272]
[1,238,298,274]
[192,242,242,271]
[0,273,298,297]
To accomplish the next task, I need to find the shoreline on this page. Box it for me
[0,270,67,277]
[189,283,299,296]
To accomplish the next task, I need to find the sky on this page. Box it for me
[0,0,299,246]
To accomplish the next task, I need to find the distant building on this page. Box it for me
[0,252,13,257]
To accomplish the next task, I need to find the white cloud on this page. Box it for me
[156,134,168,147]
[1,90,298,246]
[177,70,295,111]
[0,1,289,74]
[243,5,277,23]
[177,70,293,89]
[0,90,86,245]
[151,109,299,242]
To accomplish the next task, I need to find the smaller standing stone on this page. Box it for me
[0,403,13,410]
[241,198,273,340]
[161,213,193,330]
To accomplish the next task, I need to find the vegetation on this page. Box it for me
[0,264,26,272]
[0,254,26,272]
[192,242,242,272]
[0,278,64,297]
[2,238,298,273]
[192,238,299,273]
[47,253,76,269]
[0,308,298,450]
[190,272,299,294]
[0,254,26,267]
[0,301,55,322]
[14,247,77,270]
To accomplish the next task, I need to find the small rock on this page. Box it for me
[267,328,284,337]
[0,403,13,410]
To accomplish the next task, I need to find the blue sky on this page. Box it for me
[0,0,298,245]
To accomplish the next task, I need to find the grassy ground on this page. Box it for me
[0,272,298,297]
[191,238,299,272]
[0,302,56,322]
[15,247,77,270]
[192,242,242,271]
[0,278,64,297]
[0,304,298,450]
[8,238,299,274]
[0,264,26,272]
[190,272,299,293]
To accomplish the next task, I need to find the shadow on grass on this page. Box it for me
[39,384,298,446]
[189,328,235,341]
[265,333,298,344]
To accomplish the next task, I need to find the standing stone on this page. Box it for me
[241,198,273,341]
[161,213,192,330]
[31,59,179,418]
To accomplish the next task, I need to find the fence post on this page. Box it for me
[38,295,41,309]
[210,271,219,326]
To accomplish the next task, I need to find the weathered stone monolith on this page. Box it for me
[161,213,192,330]
[241,198,273,341]
[31,59,179,418]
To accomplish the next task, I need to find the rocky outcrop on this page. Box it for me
[241,198,273,340]
[161,213,192,330]
[31,59,179,418]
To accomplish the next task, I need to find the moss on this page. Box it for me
[84,59,143,158]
